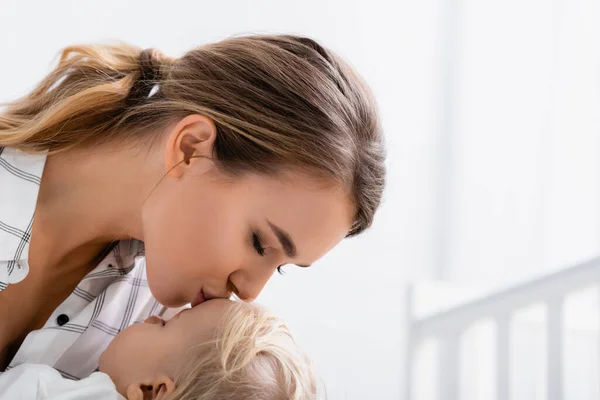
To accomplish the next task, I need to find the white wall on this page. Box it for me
[442,0,600,287]
[0,1,423,398]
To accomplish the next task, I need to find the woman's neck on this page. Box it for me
[32,142,160,266]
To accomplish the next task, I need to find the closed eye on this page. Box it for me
[252,232,266,257]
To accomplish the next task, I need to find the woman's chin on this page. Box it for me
[147,281,190,308]
[154,291,190,308]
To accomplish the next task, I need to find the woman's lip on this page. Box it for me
[191,290,206,307]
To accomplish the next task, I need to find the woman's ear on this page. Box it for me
[164,114,217,178]
[126,376,176,400]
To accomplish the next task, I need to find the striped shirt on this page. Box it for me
[0,147,179,380]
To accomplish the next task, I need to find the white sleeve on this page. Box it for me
[0,363,54,399]
[0,364,124,400]
[44,371,124,400]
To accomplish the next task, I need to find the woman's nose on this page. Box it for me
[143,315,165,325]
[228,265,275,301]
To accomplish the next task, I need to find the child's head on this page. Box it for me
[99,299,316,400]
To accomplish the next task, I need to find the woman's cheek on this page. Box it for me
[198,233,237,274]
[210,226,251,279]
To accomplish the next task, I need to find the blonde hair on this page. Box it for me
[170,302,317,400]
[0,35,385,235]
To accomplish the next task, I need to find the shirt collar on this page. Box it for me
[0,147,47,262]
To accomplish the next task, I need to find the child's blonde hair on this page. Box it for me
[170,302,317,400]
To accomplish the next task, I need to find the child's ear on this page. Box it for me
[126,376,176,400]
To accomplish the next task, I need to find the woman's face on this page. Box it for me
[141,169,353,307]
[140,116,355,307]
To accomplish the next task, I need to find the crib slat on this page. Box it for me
[547,296,564,400]
[439,331,460,400]
[496,314,510,400]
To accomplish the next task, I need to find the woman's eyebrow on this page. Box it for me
[267,220,297,257]
[267,220,311,268]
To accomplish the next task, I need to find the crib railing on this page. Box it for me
[406,256,600,400]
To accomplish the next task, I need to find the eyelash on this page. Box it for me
[252,232,266,257]
[252,232,285,276]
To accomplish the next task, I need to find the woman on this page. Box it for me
[0,35,385,377]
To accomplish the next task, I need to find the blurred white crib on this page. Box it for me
[406,257,600,400]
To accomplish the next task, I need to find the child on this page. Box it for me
[0,299,317,400]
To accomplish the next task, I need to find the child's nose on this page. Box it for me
[144,315,165,325]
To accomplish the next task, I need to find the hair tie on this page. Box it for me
[127,48,163,105]
[138,48,162,84]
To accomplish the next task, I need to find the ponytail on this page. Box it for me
[0,43,173,152]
